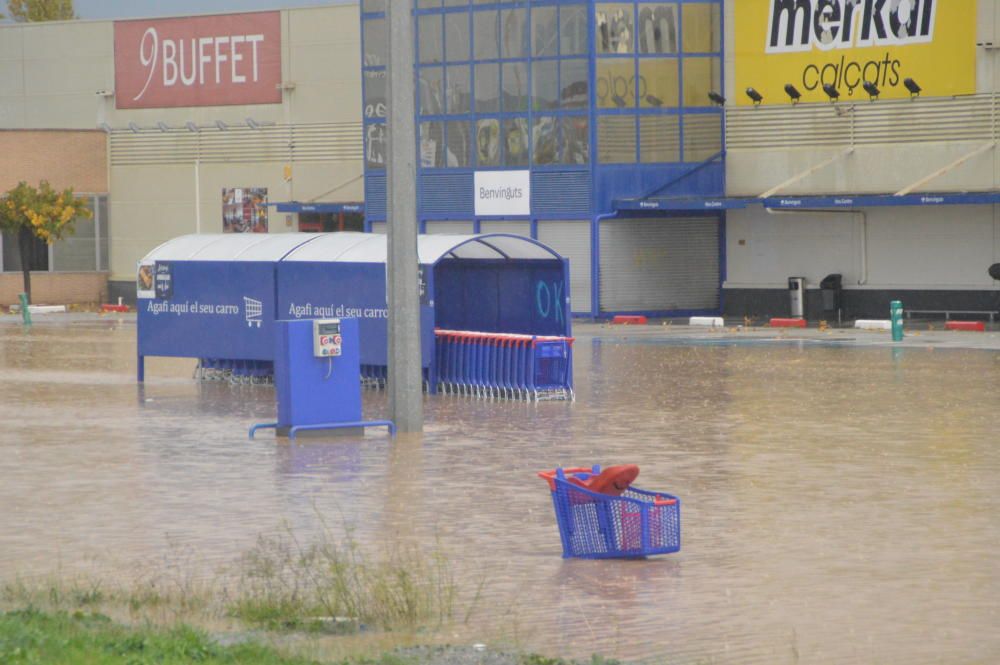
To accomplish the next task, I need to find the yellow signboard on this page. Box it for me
[734,0,977,105]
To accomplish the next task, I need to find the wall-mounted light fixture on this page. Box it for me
[645,95,663,107]
[784,84,801,104]
[95,90,115,98]
[246,117,260,129]
[708,91,725,106]
[215,120,228,131]
[745,87,763,105]
[903,77,921,98]
[98,122,112,133]
[822,83,840,102]
[862,81,880,101]
[156,121,170,132]
[277,81,297,91]
[186,122,199,132]
[127,122,141,133]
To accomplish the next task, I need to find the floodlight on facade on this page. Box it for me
[708,91,725,106]
[904,78,921,97]
[822,83,840,101]
[745,87,762,105]
[862,81,880,101]
[784,84,801,104]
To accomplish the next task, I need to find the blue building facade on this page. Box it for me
[361,0,724,317]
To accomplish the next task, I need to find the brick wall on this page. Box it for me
[0,272,109,306]
[0,130,108,193]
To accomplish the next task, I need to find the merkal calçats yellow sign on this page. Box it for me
[735,0,976,105]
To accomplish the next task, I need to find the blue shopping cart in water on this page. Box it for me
[538,466,681,559]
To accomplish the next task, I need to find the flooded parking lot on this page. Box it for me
[1,316,999,664]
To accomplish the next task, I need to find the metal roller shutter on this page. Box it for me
[424,221,473,234]
[599,217,719,312]
[478,221,531,236]
[537,220,592,315]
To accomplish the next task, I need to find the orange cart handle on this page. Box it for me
[537,467,592,480]
[654,496,678,506]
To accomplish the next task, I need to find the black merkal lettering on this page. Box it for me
[767,0,935,53]
[812,0,841,44]
[861,0,889,43]
[769,0,811,50]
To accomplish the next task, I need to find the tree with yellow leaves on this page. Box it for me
[0,181,92,303]
[1,0,77,22]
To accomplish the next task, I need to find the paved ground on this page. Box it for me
[576,318,1000,351]
[4,311,999,351]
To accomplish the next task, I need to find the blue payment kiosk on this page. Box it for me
[249,318,395,440]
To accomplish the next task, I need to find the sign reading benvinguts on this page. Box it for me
[114,12,282,109]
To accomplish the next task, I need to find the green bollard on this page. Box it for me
[18,293,32,327]
[890,300,903,341]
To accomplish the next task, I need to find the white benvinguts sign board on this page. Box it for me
[474,171,530,216]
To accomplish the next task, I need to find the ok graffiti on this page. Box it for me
[536,280,565,325]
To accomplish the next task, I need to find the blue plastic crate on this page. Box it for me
[538,466,681,559]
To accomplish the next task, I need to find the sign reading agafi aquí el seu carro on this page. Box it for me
[735,0,976,105]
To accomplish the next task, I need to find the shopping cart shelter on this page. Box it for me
[136,232,572,394]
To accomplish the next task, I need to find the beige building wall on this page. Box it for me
[0,130,107,192]
[1,5,364,291]
[0,272,108,305]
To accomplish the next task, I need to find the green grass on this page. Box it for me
[229,528,456,634]
[0,608,326,664]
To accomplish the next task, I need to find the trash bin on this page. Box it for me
[788,277,805,318]
[820,273,843,314]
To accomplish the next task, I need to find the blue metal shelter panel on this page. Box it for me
[434,259,570,337]
[595,163,725,213]
[276,262,434,368]
[137,260,275,361]
[420,172,474,216]
[532,171,591,216]
[365,172,387,220]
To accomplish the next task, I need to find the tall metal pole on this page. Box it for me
[385,0,423,432]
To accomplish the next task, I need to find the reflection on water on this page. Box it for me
[1,321,998,664]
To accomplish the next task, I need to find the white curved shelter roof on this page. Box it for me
[144,233,563,264]
[141,233,321,262]
[281,232,562,264]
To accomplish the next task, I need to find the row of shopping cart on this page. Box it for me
[196,358,274,384]
[434,329,574,401]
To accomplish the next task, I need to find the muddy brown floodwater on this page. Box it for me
[1,317,999,664]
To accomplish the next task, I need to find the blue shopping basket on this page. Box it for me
[538,466,681,559]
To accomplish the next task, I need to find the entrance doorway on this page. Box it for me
[298,211,364,233]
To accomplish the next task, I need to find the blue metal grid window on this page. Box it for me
[412,0,590,173]
[595,0,722,164]
[360,0,723,219]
